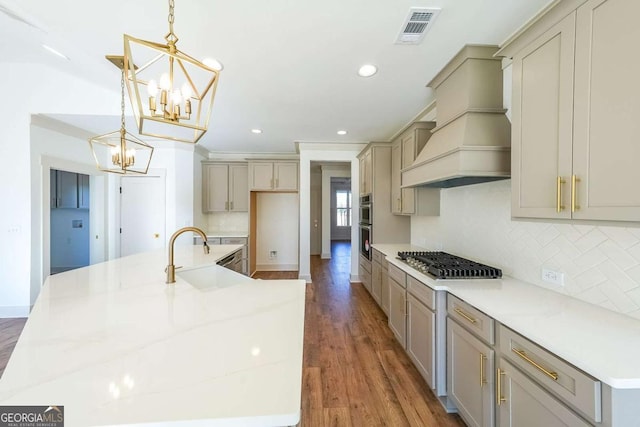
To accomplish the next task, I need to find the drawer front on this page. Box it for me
[372,249,383,264]
[359,255,371,274]
[221,237,247,245]
[195,236,220,245]
[498,325,601,423]
[407,275,435,310]
[447,295,494,345]
[388,263,406,288]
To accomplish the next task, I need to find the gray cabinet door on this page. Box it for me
[572,0,640,221]
[388,277,406,348]
[56,170,79,209]
[448,318,495,427]
[274,162,298,191]
[229,164,248,212]
[371,260,382,305]
[381,263,389,316]
[249,162,274,191]
[78,174,90,209]
[204,164,229,212]
[511,12,575,219]
[497,358,590,427]
[391,141,402,214]
[407,294,435,389]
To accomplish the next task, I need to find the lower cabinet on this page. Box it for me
[448,318,495,427]
[359,254,372,293]
[371,256,382,305]
[407,293,436,389]
[497,358,590,427]
[388,277,407,348]
[380,260,389,315]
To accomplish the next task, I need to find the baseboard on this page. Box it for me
[350,274,362,283]
[321,252,331,259]
[298,274,312,283]
[255,263,299,272]
[0,305,30,318]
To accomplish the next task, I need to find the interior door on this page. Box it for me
[120,175,166,257]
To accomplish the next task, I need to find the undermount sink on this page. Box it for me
[176,264,253,291]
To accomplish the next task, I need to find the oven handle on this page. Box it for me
[359,223,371,229]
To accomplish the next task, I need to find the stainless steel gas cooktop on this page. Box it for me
[397,251,502,279]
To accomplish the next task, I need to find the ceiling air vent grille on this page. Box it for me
[396,7,441,45]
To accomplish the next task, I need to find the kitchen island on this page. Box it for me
[0,245,306,426]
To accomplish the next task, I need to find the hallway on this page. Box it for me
[257,241,465,426]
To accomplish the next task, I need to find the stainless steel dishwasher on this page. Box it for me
[217,250,244,274]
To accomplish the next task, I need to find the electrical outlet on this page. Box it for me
[269,250,277,259]
[542,268,564,286]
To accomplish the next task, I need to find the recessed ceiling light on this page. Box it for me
[337,130,348,135]
[358,64,377,77]
[42,44,69,60]
[251,129,263,134]
[202,57,224,71]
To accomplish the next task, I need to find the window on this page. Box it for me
[336,190,352,227]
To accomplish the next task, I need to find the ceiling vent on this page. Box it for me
[395,7,441,44]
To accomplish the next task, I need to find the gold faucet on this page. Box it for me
[166,227,210,284]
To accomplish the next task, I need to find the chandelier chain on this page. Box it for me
[168,0,175,38]
[120,70,126,130]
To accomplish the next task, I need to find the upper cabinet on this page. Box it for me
[51,170,90,209]
[503,0,640,222]
[360,149,373,196]
[391,122,440,216]
[202,163,248,212]
[249,161,298,191]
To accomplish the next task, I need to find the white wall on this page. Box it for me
[411,180,640,320]
[298,143,366,283]
[256,193,299,270]
[1,62,199,317]
[0,63,120,317]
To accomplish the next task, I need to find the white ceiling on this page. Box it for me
[2,0,551,153]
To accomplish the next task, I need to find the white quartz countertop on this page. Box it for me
[0,245,306,426]
[205,231,249,238]
[372,243,640,389]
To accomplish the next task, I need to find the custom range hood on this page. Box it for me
[402,45,511,188]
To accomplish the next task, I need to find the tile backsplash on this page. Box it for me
[206,212,249,232]
[411,179,640,320]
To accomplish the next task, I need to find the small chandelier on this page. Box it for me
[89,56,154,175]
[123,0,221,144]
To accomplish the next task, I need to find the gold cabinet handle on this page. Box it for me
[479,353,487,387]
[225,201,229,210]
[398,198,401,212]
[230,201,233,210]
[571,175,580,212]
[496,368,506,405]
[271,178,274,188]
[276,178,279,188]
[512,348,558,381]
[556,176,566,212]
[454,307,477,324]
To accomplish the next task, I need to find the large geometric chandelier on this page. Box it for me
[123,0,221,144]
[88,56,154,175]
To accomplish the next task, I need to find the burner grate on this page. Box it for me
[398,251,502,279]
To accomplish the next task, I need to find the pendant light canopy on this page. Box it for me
[89,56,154,175]
[123,0,221,144]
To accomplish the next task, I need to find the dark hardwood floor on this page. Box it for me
[254,241,465,427]
[2,245,465,425]
[0,318,27,378]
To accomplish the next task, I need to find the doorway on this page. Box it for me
[49,169,91,274]
[330,177,352,241]
[120,174,166,257]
